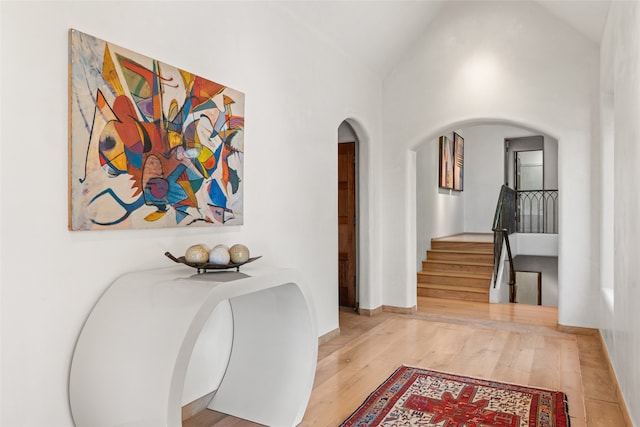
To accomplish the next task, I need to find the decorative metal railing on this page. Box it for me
[492,187,558,301]
[493,185,517,236]
[516,190,558,234]
[492,186,516,301]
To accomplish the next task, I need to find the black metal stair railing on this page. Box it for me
[492,186,558,302]
[516,189,558,234]
[492,186,516,302]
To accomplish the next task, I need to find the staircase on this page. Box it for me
[417,234,494,302]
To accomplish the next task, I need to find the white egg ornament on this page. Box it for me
[184,244,210,264]
[229,244,250,263]
[209,246,231,265]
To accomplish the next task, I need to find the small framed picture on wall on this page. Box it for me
[453,132,464,191]
[439,135,454,189]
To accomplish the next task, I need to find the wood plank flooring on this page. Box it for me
[184,298,630,427]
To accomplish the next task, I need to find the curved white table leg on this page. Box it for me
[69,266,317,427]
[209,283,317,426]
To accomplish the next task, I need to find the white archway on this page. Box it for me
[336,117,381,312]
[412,119,560,305]
[395,117,581,321]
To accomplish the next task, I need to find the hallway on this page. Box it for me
[185,298,630,426]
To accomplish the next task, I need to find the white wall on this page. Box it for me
[415,137,464,269]
[461,125,503,233]
[599,2,640,424]
[513,233,558,257]
[382,0,599,321]
[461,124,540,232]
[0,2,382,426]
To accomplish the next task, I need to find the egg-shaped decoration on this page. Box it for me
[229,244,250,264]
[212,244,229,251]
[209,246,231,265]
[185,244,210,264]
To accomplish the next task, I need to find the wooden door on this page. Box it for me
[338,142,357,307]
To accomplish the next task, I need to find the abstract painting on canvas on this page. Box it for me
[69,29,244,230]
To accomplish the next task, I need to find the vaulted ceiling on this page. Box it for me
[279,0,611,78]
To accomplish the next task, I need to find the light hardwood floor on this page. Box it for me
[184,297,630,427]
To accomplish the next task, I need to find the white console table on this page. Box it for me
[69,265,318,427]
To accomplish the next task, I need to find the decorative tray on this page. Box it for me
[165,252,262,273]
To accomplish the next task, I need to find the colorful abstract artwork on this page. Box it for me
[69,30,244,230]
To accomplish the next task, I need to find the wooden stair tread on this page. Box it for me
[430,240,494,252]
[428,249,493,255]
[417,283,490,294]
[417,270,492,280]
[425,260,493,267]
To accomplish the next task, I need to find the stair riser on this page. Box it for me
[417,287,489,302]
[427,251,493,264]
[417,276,490,288]
[431,241,494,252]
[419,236,494,303]
[422,262,493,275]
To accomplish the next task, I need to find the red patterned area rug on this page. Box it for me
[340,366,570,427]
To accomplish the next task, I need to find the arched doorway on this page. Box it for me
[413,120,560,307]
